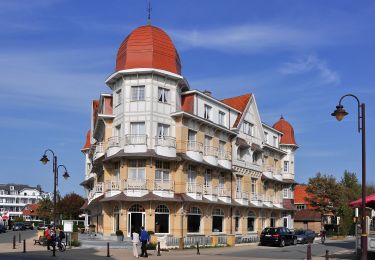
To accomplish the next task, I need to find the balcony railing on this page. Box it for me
[155,136,176,148]
[154,180,174,191]
[95,142,105,154]
[125,134,147,145]
[186,182,202,194]
[108,136,121,148]
[105,181,120,191]
[251,193,263,201]
[186,141,203,152]
[123,179,148,190]
[203,185,218,195]
[236,191,249,200]
[94,182,104,193]
[218,150,231,160]
[218,187,230,197]
[204,146,218,157]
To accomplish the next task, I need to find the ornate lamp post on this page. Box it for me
[331,94,367,260]
[40,149,70,226]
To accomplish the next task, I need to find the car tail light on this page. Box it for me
[272,234,280,238]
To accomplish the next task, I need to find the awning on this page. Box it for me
[349,193,375,209]
[236,137,250,148]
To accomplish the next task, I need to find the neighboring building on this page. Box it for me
[22,204,40,221]
[0,184,48,220]
[80,24,299,241]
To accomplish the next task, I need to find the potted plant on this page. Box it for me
[89,224,96,233]
[115,230,124,241]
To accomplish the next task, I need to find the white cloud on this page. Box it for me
[279,55,340,85]
[169,24,335,54]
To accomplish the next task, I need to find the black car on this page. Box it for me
[12,222,26,231]
[24,222,34,230]
[295,229,316,244]
[0,224,6,233]
[260,227,297,247]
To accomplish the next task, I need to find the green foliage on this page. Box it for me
[146,242,156,250]
[115,230,124,236]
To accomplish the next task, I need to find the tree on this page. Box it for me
[306,172,343,216]
[56,193,85,220]
[37,198,53,222]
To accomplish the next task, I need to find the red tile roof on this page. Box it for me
[221,93,252,127]
[273,116,297,145]
[181,94,194,113]
[294,185,311,205]
[22,204,39,216]
[116,25,181,75]
[82,129,91,150]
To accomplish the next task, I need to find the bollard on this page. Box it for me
[107,242,110,257]
[13,235,16,249]
[157,241,161,256]
[179,237,184,250]
[196,242,200,255]
[306,243,312,260]
[19,232,21,243]
[23,239,26,253]
[325,250,329,260]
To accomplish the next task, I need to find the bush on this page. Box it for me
[147,231,155,235]
[115,230,124,236]
[70,240,81,247]
[147,242,156,250]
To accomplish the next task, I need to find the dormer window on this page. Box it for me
[218,111,225,126]
[10,186,14,191]
[273,136,278,147]
[204,105,212,120]
[243,121,253,136]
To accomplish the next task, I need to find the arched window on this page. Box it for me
[155,205,169,233]
[247,211,256,232]
[113,205,120,232]
[234,210,241,232]
[187,207,201,233]
[212,208,224,232]
[128,204,145,212]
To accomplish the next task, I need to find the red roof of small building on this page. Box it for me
[221,93,252,127]
[294,185,309,204]
[273,116,297,145]
[82,129,91,150]
[116,25,181,75]
[22,204,39,217]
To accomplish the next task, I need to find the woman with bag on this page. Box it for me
[131,229,140,258]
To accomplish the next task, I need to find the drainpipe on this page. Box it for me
[180,202,184,249]
[230,173,233,234]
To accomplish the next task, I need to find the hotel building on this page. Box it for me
[80,24,298,242]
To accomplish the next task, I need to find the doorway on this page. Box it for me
[127,204,145,237]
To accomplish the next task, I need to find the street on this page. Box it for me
[0,230,37,244]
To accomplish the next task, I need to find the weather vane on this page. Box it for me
[147,0,152,25]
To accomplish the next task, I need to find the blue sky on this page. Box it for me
[1,0,374,196]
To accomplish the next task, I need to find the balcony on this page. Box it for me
[203,185,218,201]
[155,136,176,157]
[104,181,121,197]
[218,187,231,203]
[107,136,121,157]
[153,180,174,198]
[218,150,232,169]
[263,196,274,208]
[233,159,262,172]
[203,146,218,166]
[93,142,105,161]
[185,141,203,162]
[235,190,249,205]
[124,134,147,153]
[186,182,203,200]
[123,179,148,197]
[250,193,264,207]
[273,195,284,208]
[88,182,104,203]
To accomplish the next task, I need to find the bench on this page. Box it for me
[34,236,47,246]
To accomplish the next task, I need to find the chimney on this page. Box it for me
[203,90,212,96]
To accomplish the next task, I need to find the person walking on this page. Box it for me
[45,225,52,250]
[139,226,149,258]
[131,229,140,258]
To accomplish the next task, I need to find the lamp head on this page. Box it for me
[40,155,49,165]
[331,105,348,121]
[63,171,70,180]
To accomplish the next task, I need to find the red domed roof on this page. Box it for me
[115,25,181,75]
[273,116,297,145]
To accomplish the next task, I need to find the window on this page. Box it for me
[10,186,14,191]
[131,86,145,101]
[204,135,212,147]
[188,130,196,141]
[128,160,146,180]
[155,161,170,181]
[218,111,225,125]
[219,141,225,157]
[116,89,122,106]
[187,207,201,233]
[113,206,120,232]
[270,212,276,227]
[157,124,169,138]
[247,211,256,232]
[204,169,212,187]
[251,179,257,194]
[283,161,289,172]
[243,121,254,136]
[115,124,121,137]
[234,210,240,232]
[130,122,145,135]
[264,132,268,143]
[155,205,169,233]
[273,136,277,147]
[212,208,224,232]
[114,162,120,182]
[296,204,306,210]
[187,165,196,183]
[283,188,289,198]
[204,104,212,120]
[158,87,170,103]
[236,175,243,198]
[219,173,225,189]
[252,151,260,164]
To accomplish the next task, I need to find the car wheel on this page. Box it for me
[292,238,297,245]
[280,239,285,247]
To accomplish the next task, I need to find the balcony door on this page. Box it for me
[187,165,197,193]
[130,122,145,144]
[236,175,243,197]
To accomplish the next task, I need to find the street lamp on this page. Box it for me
[331,94,367,260]
[40,149,69,227]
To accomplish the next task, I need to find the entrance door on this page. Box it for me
[128,212,145,237]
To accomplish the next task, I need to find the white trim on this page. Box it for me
[262,123,283,135]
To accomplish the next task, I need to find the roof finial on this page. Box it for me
[280,114,284,119]
[147,0,152,25]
